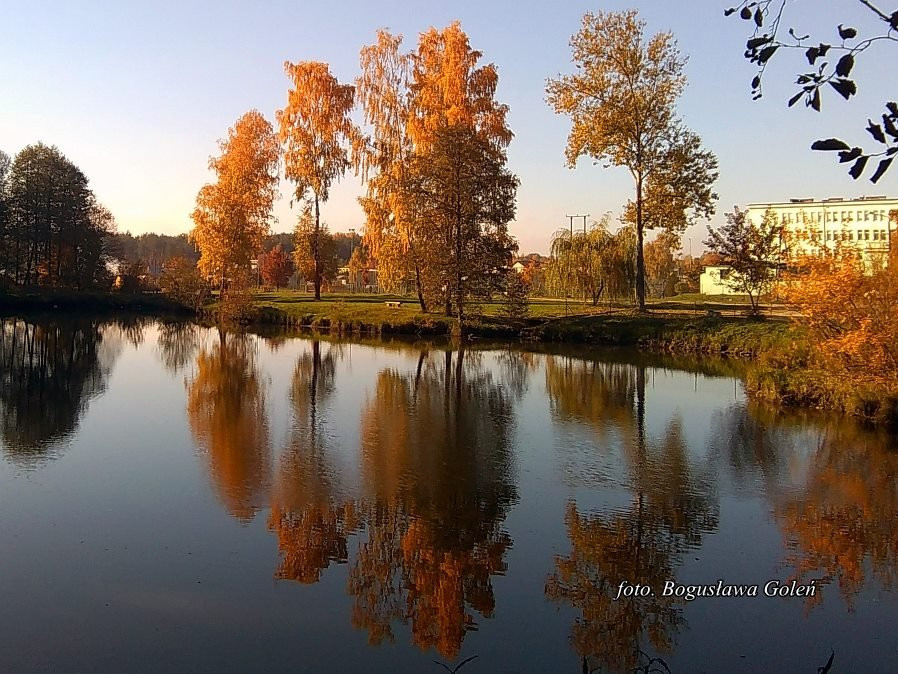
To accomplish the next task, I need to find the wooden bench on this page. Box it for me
[385,301,402,309]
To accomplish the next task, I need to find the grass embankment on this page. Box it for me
[249,292,896,423]
[0,286,194,316]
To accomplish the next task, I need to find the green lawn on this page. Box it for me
[251,289,774,323]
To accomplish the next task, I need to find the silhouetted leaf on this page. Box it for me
[805,46,820,64]
[740,6,752,19]
[747,36,772,49]
[848,155,869,179]
[870,157,894,183]
[751,75,761,90]
[829,79,856,100]
[818,43,831,57]
[724,7,737,17]
[887,102,898,117]
[837,25,857,40]
[883,115,898,140]
[810,89,821,111]
[757,45,778,64]
[754,8,763,27]
[788,91,804,107]
[835,54,854,77]
[867,120,887,144]
[818,650,835,674]
[837,147,862,163]
[890,11,898,30]
[811,138,851,151]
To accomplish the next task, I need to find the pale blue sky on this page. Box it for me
[2,0,894,254]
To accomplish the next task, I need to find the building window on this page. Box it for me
[873,230,880,241]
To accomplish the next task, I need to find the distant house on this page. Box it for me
[699,266,744,295]
[511,253,547,275]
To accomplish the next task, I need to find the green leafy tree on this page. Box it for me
[4,143,113,288]
[159,256,208,309]
[726,0,898,182]
[704,207,784,313]
[500,270,530,318]
[547,10,717,311]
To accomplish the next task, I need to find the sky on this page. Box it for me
[2,0,895,255]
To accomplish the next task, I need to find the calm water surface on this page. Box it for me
[1,316,896,673]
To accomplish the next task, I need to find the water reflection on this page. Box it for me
[186,330,271,522]
[715,404,898,611]
[349,349,517,658]
[268,340,355,584]
[0,317,123,465]
[546,359,718,672]
[156,321,201,374]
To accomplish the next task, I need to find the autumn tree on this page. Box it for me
[644,230,680,298]
[293,206,339,288]
[622,127,719,237]
[726,1,898,182]
[190,110,279,293]
[258,243,293,289]
[278,61,355,300]
[547,10,718,311]
[407,125,518,318]
[705,207,784,313]
[355,23,515,314]
[779,244,898,400]
[355,30,428,308]
[546,219,637,305]
[158,256,207,309]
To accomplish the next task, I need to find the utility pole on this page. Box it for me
[563,214,589,315]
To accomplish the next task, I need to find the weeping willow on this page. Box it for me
[544,216,637,305]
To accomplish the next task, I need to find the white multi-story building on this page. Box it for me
[746,196,897,263]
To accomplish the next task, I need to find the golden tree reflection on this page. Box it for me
[777,423,898,609]
[348,349,517,659]
[186,330,270,522]
[268,340,357,584]
[546,361,718,672]
[714,403,898,611]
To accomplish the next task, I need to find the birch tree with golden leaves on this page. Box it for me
[278,61,355,300]
[190,110,279,293]
[547,10,717,311]
[355,30,428,309]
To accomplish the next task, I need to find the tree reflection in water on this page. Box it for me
[156,320,201,374]
[186,329,271,523]
[349,348,517,659]
[545,358,718,673]
[267,340,361,584]
[0,317,128,465]
[714,404,898,611]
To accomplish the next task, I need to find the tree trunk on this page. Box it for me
[635,174,647,311]
[313,192,321,301]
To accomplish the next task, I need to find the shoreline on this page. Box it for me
[3,290,895,425]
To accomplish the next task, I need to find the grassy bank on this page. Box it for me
[4,286,892,424]
[0,287,195,316]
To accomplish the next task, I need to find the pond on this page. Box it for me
[1,316,896,673]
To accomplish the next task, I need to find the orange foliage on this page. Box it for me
[780,243,898,388]
[190,111,279,287]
